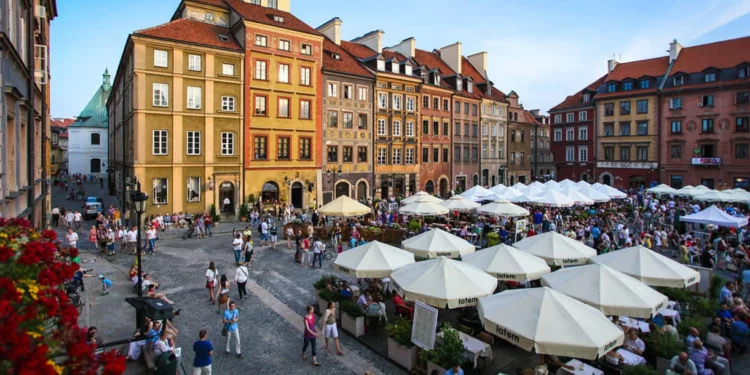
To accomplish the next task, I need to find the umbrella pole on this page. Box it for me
[540,354,545,365]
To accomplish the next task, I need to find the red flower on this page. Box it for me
[0,245,13,262]
[42,229,57,241]
[38,267,59,286]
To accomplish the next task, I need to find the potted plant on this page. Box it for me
[340,300,366,337]
[239,203,249,222]
[643,329,685,365]
[624,365,659,375]
[317,288,341,318]
[386,317,418,370]
[407,220,421,233]
[313,275,338,300]
[487,232,500,246]
[420,324,465,374]
[209,204,220,227]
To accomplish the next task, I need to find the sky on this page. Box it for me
[51,0,750,118]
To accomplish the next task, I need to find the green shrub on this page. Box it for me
[644,331,685,360]
[691,297,719,318]
[313,274,339,290]
[408,220,421,233]
[239,203,249,219]
[709,274,726,302]
[318,288,341,303]
[248,194,256,204]
[624,365,659,375]
[340,299,365,318]
[487,232,500,247]
[655,287,692,303]
[386,316,414,347]
[209,203,220,222]
[677,315,708,339]
[420,324,464,369]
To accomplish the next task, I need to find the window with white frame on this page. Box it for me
[377,119,386,135]
[554,114,562,124]
[278,98,290,117]
[377,60,385,71]
[153,130,168,155]
[301,43,312,55]
[300,100,311,119]
[378,93,387,108]
[406,121,414,137]
[377,148,387,164]
[186,86,202,109]
[153,83,169,107]
[579,111,587,121]
[153,178,168,204]
[406,97,415,112]
[405,149,414,164]
[278,64,289,83]
[498,126,504,137]
[578,127,587,140]
[565,128,574,141]
[255,34,267,47]
[154,50,168,68]
[578,147,588,162]
[393,95,402,110]
[491,125,496,136]
[392,148,402,164]
[222,63,235,76]
[393,120,401,136]
[300,67,311,86]
[221,132,235,155]
[328,82,338,98]
[188,54,201,71]
[343,85,353,99]
[187,177,201,202]
[566,113,574,122]
[255,60,267,80]
[221,96,235,111]
[482,123,488,136]
[358,86,367,101]
[566,147,575,162]
[186,131,201,155]
[278,39,290,51]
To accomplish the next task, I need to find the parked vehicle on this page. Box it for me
[84,202,103,220]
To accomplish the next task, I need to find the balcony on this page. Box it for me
[691,157,721,166]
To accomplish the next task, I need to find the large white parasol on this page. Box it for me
[440,195,481,211]
[401,191,443,205]
[477,199,530,217]
[513,232,596,266]
[401,228,475,259]
[334,241,415,278]
[590,245,700,288]
[531,190,576,208]
[463,244,551,281]
[317,195,371,216]
[399,200,449,216]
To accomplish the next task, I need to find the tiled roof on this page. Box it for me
[322,38,374,79]
[189,0,228,8]
[595,87,657,99]
[606,56,669,81]
[671,36,750,73]
[523,111,540,125]
[224,0,321,37]
[134,18,242,51]
[549,74,607,112]
[434,50,482,100]
[461,56,508,102]
[411,49,454,90]
[340,41,378,60]
[51,118,76,127]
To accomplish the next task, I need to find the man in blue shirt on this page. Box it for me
[193,329,213,374]
[223,301,241,358]
[446,363,464,375]
[591,225,601,243]
[730,314,749,352]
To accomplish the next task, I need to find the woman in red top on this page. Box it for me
[302,305,320,366]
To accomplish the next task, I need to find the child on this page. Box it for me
[99,275,112,296]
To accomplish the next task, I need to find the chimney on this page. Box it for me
[669,39,682,63]
[385,37,416,58]
[607,58,618,73]
[439,42,462,74]
[530,109,540,117]
[352,30,384,53]
[467,52,488,79]
[316,17,342,46]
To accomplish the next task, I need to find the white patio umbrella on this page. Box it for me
[576,180,592,188]
[489,183,507,192]
[509,192,537,204]
[675,185,697,196]
[401,191,443,205]
[729,188,750,202]
[694,190,734,202]
[512,182,528,190]
[529,181,545,188]
[522,184,546,197]
[463,244,551,281]
[531,190,576,208]
[560,187,595,206]
[399,200,449,216]
[392,257,497,308]
[333,241,415,278]
[441,195,481,211]
[594,184,628,199]
[541,264,669,318]
[478,287,625,360]
[558,179,578,189]
[491,186,523,199]
[577,185,611,203]
[317,195,371,217]
[590,245,700,288]
[477,199,530,217]
[647,184,678,195]
[459,185,494,202]
[544,180,559,187]
[513,232,596,266]
[401,228,475,259]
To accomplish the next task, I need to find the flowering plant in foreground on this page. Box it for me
[0,219,126,374]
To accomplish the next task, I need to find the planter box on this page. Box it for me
[387,337,418,371]
[427,361,447,375]
[341,313,365,337]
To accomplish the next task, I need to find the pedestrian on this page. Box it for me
[127,226,138,255]
[223,196,231,215]
[302,305,321,366]
[106,228,116,256]
[98,274,112,296]
[312,237,324,268]
[243,235,254,265]
[124,208,130,227]
[65,209,74,228]
[88,226,98,251]
[146,225,157,255]
[301,235,311,267]
[65,227,79,249]
[232,233,243,265]
[118,226,128,253]
[446,363,464,375]
[270,223,278,249]
[261,220,269,246]
[192,329,213,375]
[222,301,241,358]
[205,262,219,305]
[217,275,230,314]
[74,210,82,230]
[295,230,302,263]
[51,206,60,227]
[204,214,213,237]
[320,301,343,355]
[234,262,248,301]
[286,226,294,249]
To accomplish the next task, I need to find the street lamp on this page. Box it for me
[130,183,148,298]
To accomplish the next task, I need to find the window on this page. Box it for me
[277,137,290,160]
[620,122,631,136]
[300,138,311,160]
[674,76,684,86]
[491,125,496,136]
[300,100,311,119]
[433,97,439,109]
[153,178,168,205]
[90,133,100,145]
[637,146,648,161]
[637,100,649,114]
[578,147,588,162]
[467,82,473,93]
[187,86,202,109]
[188,54,201,71]
[701,144,716,157]
[268,0,278,9]
[482,123,488,136]
[327,82,338,97]
[554,114,562,124]
[705,73,716,82]
[422,120,429,135]
[378,93,387,108]
[443,99,450,111]
[154,50,168,67]
[393,149,401,164]
[277,98,290,117]
[406,149,415,164]
[623,81,633,91]
[670,145,682,159]
[378,119,386,135]
[671,120,682,134]
[358,87,367,101]
[472,124,478,137]
[278,39,290,51]
[443,148,449,162]
[254,95,267,115]
[221,96,235,111]
[443,123,449,136]
[736,144,749,160]
[607,83,616,93]
[640,79,650,89]
[604,103,614,116]
[343,146,353,162]
[566,147,575,162]
[407,97,415,112]
[563,128,573,141]
[578,127,588,140]
[464,103,470,114]
[637,122,648,135]
[220,133,234,155]
[358,147,367,162]
[221,63,235,76]
[186,131,201,155]
[554,129,562,141]
[738,91,750,104]
[620,101,631,115]
[510,152,515,164]
[300,67,311,86]
[579,111,587,121]
[423,95,429,108]
[327,111,338,128]
[482,144,487,158]
[737,117,749,132]
[583,93,590,102]
[343,112,353,128]
[472,104,478,115]
[187,177,201,202]
[670,175,684,189]
[701,95,714,107]
[702,119,714,133]
[301,43,312,55]
[377,60,385,71]
[153,130,168,155]
[392,120,401,136]
[620,147,631,161]
[566,113,574,122]
[254,60,267,80]
[464,147,470,161]
[422,148,429,163]
[343,85,352,99]
[472,147,479,161]
[456,80,462,91]
[393,95,402,110]
[433,148,440,162]
[740,67,750,78]
[255,34,268,47]
[511,130,516,142]
[455,101,461,113]
[604,123,614,136]
[455,122,461,135]
[377,149,387,165]
[604,146,614,161]
[465,124,470,137]
[153,83,169,107]
[254,136,267,159]
[669,98,682,109]
[406,121,414,137]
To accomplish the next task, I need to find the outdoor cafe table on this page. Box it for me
[558,359,604,375]
[658,308,681,324]
[618,317,650,333]
[616,349,646,366]
[436,330,492,368]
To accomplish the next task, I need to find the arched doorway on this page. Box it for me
[262,182,279,203]
[439,178,448,197]
[425,180,434,194]
[357,181,367,200]
[335,181,350,198]
[90,158,101,173]
[291,182,304,209]
[602,175,612,186]
[220,181,235,215]
[473,174,479,187]
[580,174,588,182]
[380,180,389,199]
[510,175,515,185]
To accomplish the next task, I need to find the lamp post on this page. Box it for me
[130,183,148,297]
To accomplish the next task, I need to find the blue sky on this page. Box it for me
[51,0,750,117]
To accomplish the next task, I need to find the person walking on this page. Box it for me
[74,210,83,230]
[243,236,254,265]
[192,329,213,375]
[65,227,79,249]
[223,301,241,358]
[106,228,116,256]
[232,233,243,265]
[205,262,219,305]
[286,226,294,249]
[320,301,343,355]
[302,305,321,366]
[295,230,303,263]
[65,209,75,228]
[234,262,249,301]
[269,223,278,249]
[88,226,98,251]
[146,225,157,255]
[312,237,324,268]
[301,235,311,267]
[217,275,230,314]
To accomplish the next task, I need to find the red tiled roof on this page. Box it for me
[411,49,455,90]
[322,38,374,79]
[461,56,508,102]
[381,50,406,61]
[606,56,669,81]
[340,41,378,60]
[671,36,750,73]
[189,0,227,9]
[224,0,320,37]
[58,133,68,139]
[549,74,607,112]
[433,50,482,100]
[595,87,657,99]
[134,18,242,51]
[51,118,76,127]
[522,111,539,125]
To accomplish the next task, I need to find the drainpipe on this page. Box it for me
[26,5,36,224]
[1,50,7,217]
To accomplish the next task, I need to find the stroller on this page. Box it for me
[182,223,196,240]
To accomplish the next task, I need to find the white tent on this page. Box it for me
[392,257,497,308]
[459,185,494,202]
[675,185,697,196]
[544,180,559,187]
[681,205,748,228]
[489,183,507,193]
[401,229,475,259]
[590,245,701,288]
[317,195,371,217]
[648,184,678,195]
[558,179,578,189]
[463,244,551,281]
[576,185,611,203]
[594,184,627,199]
[694,190,735,202]
[513,232,596,266]
[531,190,576,207]
[729,188,750,202]
[529,181,545,188]
[333,241,415,278]
[478,287,625,360]
[477,199,530,217]
[490,186,524,200]
[512,182,528,190]
[440,195,481,211]
[399,200,449,216]
[560,187,595,206]
[541,264,669,318]
[509,192,537,204]
[401,191,443,205]
[522,184,546,197]
[576,180,592,188]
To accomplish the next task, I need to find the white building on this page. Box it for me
[68,70,111,176]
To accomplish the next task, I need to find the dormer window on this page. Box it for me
[218,34,229,42]
[607,83,616,93]
[331,53,341,60]
[273,15,284,23]
[467,81,473,93]
[582,93,590,102]
[704,72,716,82]
[404,65,412,76]
[205,12,214,21]
[639,79,650,89]
[456,79,462,91]
[674,76,684,86]
[739,66,749,78]
[434,75,441,85]
[623,81,633,91]
[391,62,399,74]
[377,60,385,71]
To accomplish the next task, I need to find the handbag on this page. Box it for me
[219,293,229,304]
[221,325,228,337]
